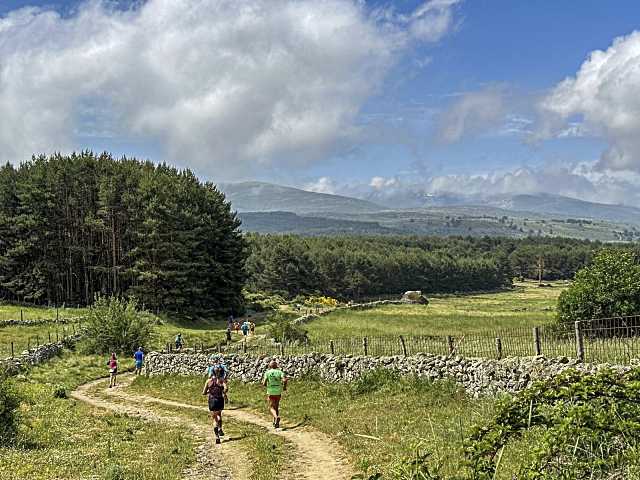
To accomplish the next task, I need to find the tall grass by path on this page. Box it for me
[129,373,548,479]
[0,350,196,480]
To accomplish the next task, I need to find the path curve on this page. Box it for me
[71,374,354,480]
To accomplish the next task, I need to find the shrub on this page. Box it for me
[557,249,640,324]
[465,368,640,479]
[266,312,308,343]
[243,291,284,312]
[0,368,20,445]
[83,296,153,354]
[304,295,339,308]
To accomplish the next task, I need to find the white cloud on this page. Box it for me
[0,0,461,178]
[435,85,506,143]
[304,176,337,195]
[308,163,640,208]
[539,30,640,172]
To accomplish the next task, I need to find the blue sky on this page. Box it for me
[2,0,640,205]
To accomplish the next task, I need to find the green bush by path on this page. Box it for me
[82,296,153,354]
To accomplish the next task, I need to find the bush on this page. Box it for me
[465,368,640,479]
[304,295,338,308]
[83,296,153,354]
[557,249,640,323]
[266,312,308,343]
[0,369,20,445]
[243,291,284,313]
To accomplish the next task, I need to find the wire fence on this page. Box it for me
[182,315,640,365]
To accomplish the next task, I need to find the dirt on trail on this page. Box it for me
[70,374,354,480]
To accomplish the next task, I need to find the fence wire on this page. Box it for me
[189,315,640,365]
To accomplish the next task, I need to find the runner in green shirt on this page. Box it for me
[262,360,288,429]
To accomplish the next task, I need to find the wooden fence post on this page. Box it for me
[20,309,23,322]
[575,321,585,362]
[27,338,30,350]
[48,331,51,343]
[56,307,59,321]
[533,327,541,356]
[446,335,454,354]
[400,335,407,356]
[279,341,285,356]
[242,339,247,354]
[11,342,14,358]
[330,340,335,355]
[363,337,368,356]
[495,337,502,360]
[36,335,39,347]
[56,331,59,342]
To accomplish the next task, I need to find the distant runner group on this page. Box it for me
[107,342,288,446]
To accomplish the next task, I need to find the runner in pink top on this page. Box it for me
[108,353,118,388]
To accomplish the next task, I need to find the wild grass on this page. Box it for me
[128,373,521,478]
[305,280,566,340]
[0,304,87,322]
[0,351,196,480]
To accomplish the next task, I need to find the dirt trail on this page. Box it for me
[71,376,238,480]
[71,374,354,480]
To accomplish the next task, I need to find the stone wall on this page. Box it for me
[0,317,83,328]
[0,334,83,375]
[143,351,630,396]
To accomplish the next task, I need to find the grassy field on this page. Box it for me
[305,280,566,340]
[128,372,548,479]
[0,351,197,480]
[0,304,86,322]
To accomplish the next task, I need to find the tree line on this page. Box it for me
[245,234,635,299]
[0,152,246,316]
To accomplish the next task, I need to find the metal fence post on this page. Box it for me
[575,321,585,362]
[446,335,454,354]
[363,337,368,356]
[495,337,502,360]
[533,327,541,356]
[400,335,407,356]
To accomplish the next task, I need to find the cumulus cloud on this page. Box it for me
[0,0,461,177]
[539,31,640,172]
[307,163,640,208]
[435,85,506,143]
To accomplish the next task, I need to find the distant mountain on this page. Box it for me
[485,193,640,225]
[220,181,385,215]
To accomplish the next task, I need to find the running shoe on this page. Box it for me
[214,426,219,436]
[215,438,221,445]
[274,417,280,429]
[218,428,225,437]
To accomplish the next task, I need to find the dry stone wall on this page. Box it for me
[0,334,84,375]
[143,351,631,397]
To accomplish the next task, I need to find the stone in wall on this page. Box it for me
[143,351,631,397]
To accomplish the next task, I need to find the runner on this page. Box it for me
[175,333,183,351]
[249,321,256,336]
[107,353,118,388]
[206,354,229,382]
[233,321,240,335]
[241,320,250,337]
[202,367,229,444]
[133,347,144,375]
[262,360,288,429]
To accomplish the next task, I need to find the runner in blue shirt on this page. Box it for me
[134,347,145,375]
